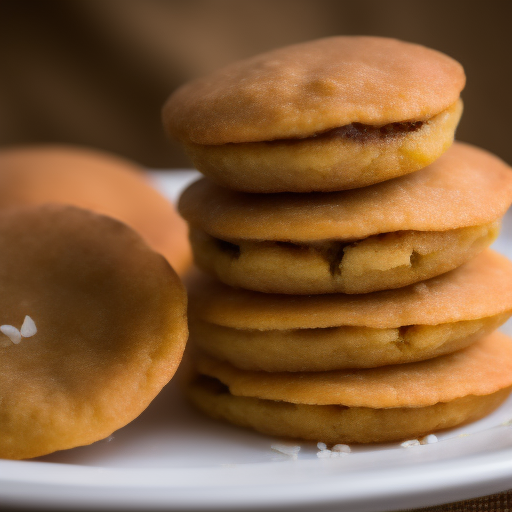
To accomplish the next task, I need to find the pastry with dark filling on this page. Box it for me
[187,251,512,371]
[164,36,465,192]
[179,143,512,294]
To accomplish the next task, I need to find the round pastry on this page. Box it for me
[180,143,512,295]
[188,251,512,371]
[0,204,188,459]
[187,332,512,444]
[164,36,465,192]
[0,145,191,275]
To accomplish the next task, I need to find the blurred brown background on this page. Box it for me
[0,0,510,169]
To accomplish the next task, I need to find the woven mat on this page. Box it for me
[401,490,512,511]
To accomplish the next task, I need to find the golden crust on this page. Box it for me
[188,250,512,330]
[187,376,510,444]
[179,143,512,242]
[164,36,465,144]
[0,145,191,275]
[194,332,512,408]
[0,205,188,459]
[182,99,462,193]
[190,221,498,294]
[191,313,510,371]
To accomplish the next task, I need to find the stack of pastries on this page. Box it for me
[164,37,512,444]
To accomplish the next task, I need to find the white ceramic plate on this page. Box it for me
[2,170,512,512]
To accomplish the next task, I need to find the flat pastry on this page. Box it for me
[188,251,512,371]
[164,36,465,192]
[0,205,188,459]
[187,332,512,443]
[180,143,512,294]
[0,145,191,275]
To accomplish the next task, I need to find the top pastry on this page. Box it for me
[164,37,465,192]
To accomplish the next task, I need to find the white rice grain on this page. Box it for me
[1,325,21,344]
[401,439,421,448]
[271,443,300,459]
[332,444,351,453]
[20,315,37,337]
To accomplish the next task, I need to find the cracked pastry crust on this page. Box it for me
[190,313,510,372]
[189,221,498,294]
[188,250,512,328]
[187,251,512,370]
[181,99,462,193]
[185,333,512,443]
[180,143,512,293]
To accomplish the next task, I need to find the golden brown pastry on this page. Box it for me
[0,205,188,459]
[180,143,512,294]
[0,145,191,275]
[164,37,465,192]
[188,251,512,371]
[187,332,512,443]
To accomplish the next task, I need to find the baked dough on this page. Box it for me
[0,145,191,275]
[0,205,188,459]
[188,251,512,370]
[189,251,512,330]
[180,143,512,294]
[187,332,512,443]
[189,221,498,294]
[165,37,465,144]
[191,314,509,372]
[180,99,462,193]
[164,37,465,191]
[195,332,512,407]
[188,375,510,444]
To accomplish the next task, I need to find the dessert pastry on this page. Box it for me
[164,37,465,192]
[187,332,512,443]
[168,35,512,447]
[0,145,191,275]
[188,251,512,371]
[0,205,188,459]
[180,143,512,294]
